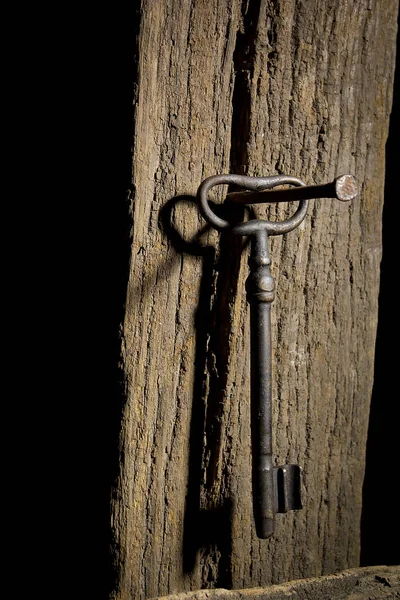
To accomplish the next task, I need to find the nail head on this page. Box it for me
[335,174,358,202]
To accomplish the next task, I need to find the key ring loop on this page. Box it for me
[197,174,309,236]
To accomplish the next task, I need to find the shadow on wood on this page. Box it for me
[159,195,251,586]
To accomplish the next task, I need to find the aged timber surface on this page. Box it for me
[110,1,399,599]
[153,566,400,600]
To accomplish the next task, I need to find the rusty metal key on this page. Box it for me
[246,228,303,538]
[197,173,357,538]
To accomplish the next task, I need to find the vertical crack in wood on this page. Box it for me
[230,0,263,175]
[182,0,265,588]
[200,0,265,586]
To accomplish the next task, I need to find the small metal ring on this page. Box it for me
[197,174,308,236]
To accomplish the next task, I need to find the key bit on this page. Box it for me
[274,464,302,513]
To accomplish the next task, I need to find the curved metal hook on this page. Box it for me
[197,174,309,236]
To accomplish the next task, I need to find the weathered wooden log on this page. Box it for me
[110,2,398,598]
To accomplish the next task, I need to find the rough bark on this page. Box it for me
[110,1,398,599]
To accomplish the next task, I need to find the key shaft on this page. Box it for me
[247,230,276,538]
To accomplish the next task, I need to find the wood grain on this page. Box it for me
[110,1,398,598]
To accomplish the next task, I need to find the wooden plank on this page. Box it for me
[110,1,398,598]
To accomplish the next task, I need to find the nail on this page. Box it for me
[226,174,358,204]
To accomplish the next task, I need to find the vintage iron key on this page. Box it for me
[197,173,357,539]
